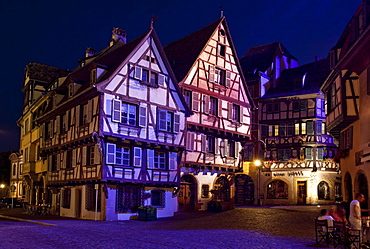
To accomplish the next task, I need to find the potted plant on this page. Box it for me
[138,205,157,221]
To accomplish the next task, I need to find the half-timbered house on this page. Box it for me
[240,42,299,141]
[164,17,254,209]
[258,58,339,205]
[19,62,70,207]
[34,27,189,220]
[321,0,370,206]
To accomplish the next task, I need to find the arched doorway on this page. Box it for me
[178,175,197,211]
[358,173,368,216]
[235,174,254,205]
[212,176,230,202]
[344,173,353,202]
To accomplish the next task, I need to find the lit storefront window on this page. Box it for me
[267,180,288,199]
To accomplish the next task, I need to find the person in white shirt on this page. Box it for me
[318,208,335,232]
[349,193,369,246]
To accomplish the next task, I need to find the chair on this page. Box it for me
[315,218,334,246]
[333,221,361,249]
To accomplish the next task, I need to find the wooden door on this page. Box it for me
[235,174,254,205]
[297,181,307,204]
[178,175,196,211]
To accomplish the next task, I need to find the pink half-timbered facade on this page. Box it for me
[165,17,254,210]
[36,27,189,220]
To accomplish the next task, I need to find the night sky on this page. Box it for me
[0,0,362,153]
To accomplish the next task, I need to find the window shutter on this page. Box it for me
[94,145,101,164]
[72,149,76,167]
[48,155,52,172]
[87,100,93,123]
[174,114,180,133]
[239,106,243,123]
[348,126,353,149]
[227,103,233,120]
[201,135,206,152]
[56,116,60,135]
[106,143,116,164]
[50,120,54,138]
[75,106,80,127]
[42,124,46,140]
[186,132,195,151]
[112,99,121,123]
[158,109,167,131]
[218,99,223,117]
[224,139,229,157]
[134,66,142,80]
[139,106,147,127]
[57,154,61,170]
[235,142,240,158]
[203,95,210,114]
[169,152,177,170]
[82,146,87,166]
[147,149,154,169]
[226,71,231,87]
[261,125,268,138]
[192,93,199,111]
[158,74,165,87]
[66,110,70,130]
[63,152,67,169]
[133,147,142,167]
[219,139,225,157]
[209,65,215,82]
[215,138,220,155]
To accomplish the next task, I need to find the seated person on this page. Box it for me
[330,205,348,224]
[318,209,335,232]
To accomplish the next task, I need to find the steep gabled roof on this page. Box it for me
[25,62,70,83]
[262,58,330,98]
[240,41,298,79]
[164,18,222,81]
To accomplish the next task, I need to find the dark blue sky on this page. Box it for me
[0,0,362,153]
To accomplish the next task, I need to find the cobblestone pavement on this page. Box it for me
[0,205,331,249]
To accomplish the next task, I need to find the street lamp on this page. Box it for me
[254,159,262,206]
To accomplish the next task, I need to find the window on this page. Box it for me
[306,121,314,135]
[61,188,71,208]
[151,190,165,207]
[278,149,291,161]
[85,184,101,211]
[340,126,353,150]
[232,104,240,122]
[228,140,236,158]
[215,68,226,86]
[68,83,74,98]
[116,147,130,166]
[267,180,288,199]
[158,109,180,133]
[12,164,16,176]
[154,151,166,169]
[87,146,95,165]
[81,103,88,125]
[213,176,230,202]
[66,150,72,169]
[218,44,226,57]
[132,66,165,87]
[301,123,306,135]
[150,72,157,85]
[201,184,210,198]
[122,103,137,126]
[294,123,300,135]
[317,148,323,160]
[305,148,313,160]
[210,97,218,116]
[268,125,278,136]
[184,90,192,109]
[316,121,322,135]
[266,102,279,113]
[318,181,330,200]
[62,112,69,133]
[142,69,149,82]
[207,136,215,154]
[116,186,140,213]
[106,144,142,167]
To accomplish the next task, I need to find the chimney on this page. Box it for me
[315,56,320,62]
[85,47,96,58]
[110,27,126,46]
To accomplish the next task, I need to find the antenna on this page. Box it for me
[220,6,224,18]
[150,15,158,29]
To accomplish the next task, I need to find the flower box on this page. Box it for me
[137,206,157,221]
